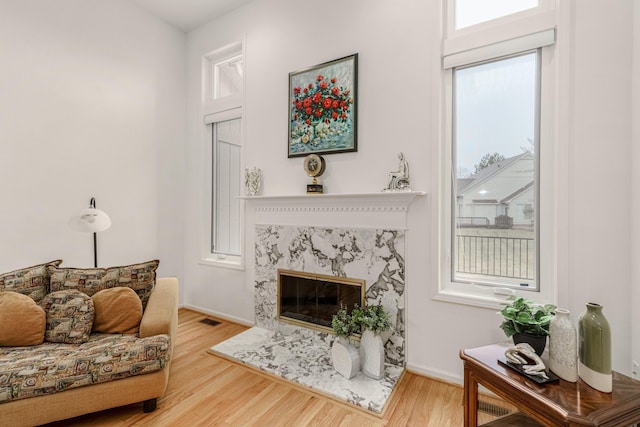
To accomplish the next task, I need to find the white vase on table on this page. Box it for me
[549,308,578,382]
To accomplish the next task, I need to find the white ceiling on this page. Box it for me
[128,0,255,32]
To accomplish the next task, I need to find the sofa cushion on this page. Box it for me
[0,292,46,346]
[0,333,170,404]
[0,260,62,303]
[47,260,159,309]
[41,290,94,344]
[92,287,142,334]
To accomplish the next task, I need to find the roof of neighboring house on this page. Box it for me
[501,181,534,204]
[457,152,534,195]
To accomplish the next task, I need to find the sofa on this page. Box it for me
[0,260,178,427]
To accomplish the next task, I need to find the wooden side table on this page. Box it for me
[460,343,640,426]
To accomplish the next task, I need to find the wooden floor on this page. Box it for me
[45,309,507,426]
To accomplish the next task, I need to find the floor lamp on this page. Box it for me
[69,197,111,267]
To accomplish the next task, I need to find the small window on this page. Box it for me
[214,55,243,100]
[455,0,539,30]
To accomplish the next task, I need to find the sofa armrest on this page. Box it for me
[139,277,178,341]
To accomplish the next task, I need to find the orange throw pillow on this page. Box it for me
[0,291,46,346]
[92,287,143,334]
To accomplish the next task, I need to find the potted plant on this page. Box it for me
[498,297,556,355]
[330,307,360,379]
[351,304,392,379]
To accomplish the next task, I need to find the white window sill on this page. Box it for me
[432,288,513,311]
[199,256,244,271]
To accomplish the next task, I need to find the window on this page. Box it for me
[213,55,243,100]
[436,1,558,307]
[453,51,539,290]
[202,42,244,269]
[212,116,242,257]
[454,0,538,30]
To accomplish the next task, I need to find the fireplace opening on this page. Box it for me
[277,269,365,333]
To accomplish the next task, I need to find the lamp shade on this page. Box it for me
[69,207,112,233]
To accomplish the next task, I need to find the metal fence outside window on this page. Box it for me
[455,234,535,280]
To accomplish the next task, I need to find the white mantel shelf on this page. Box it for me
[240,190,425,203]
[243,191,426,230]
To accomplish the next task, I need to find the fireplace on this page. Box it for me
[277,269,365,333]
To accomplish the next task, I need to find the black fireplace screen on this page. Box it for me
[277,269,365,331]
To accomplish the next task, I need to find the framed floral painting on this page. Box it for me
[288,54,358,157]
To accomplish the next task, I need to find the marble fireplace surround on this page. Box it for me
[211,192,423,414]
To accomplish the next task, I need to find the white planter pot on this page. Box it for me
[331,337,360,379]
[359,329,385,379]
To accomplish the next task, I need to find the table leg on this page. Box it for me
[463,364,478,427]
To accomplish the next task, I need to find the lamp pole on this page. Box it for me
[90,197,98,268]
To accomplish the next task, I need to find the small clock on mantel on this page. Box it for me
[303,154,326,194]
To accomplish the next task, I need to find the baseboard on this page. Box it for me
[182,303,255,327]
[405,362,463,386]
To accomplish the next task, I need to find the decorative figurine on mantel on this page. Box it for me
[383,152,411,192]
[303,154,326,194]
[244,166,262,196]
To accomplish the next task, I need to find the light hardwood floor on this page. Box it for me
[45,309,506,426]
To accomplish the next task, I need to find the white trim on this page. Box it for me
[445,1,556,40]
[204,107,243,126]
[443,28,555,69]
[200,40,245,271]
[406,363,463,386]
[245,191,425,230]
[434,1,560,308]
[182,303,255,327]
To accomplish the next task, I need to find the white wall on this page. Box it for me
[0,0,186,286]
[566,0,633,377]
[632,0,640,379]
[183,0,433,324]
[184,0,635,381]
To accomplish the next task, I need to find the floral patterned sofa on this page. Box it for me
[0,260,178,426]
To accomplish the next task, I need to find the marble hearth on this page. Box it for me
[211,192,423,415]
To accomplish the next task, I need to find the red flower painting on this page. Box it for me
[288,54,358,157]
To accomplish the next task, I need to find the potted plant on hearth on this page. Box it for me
[330,307,360,379]
[352,303,392,379]
[498,297,556,356]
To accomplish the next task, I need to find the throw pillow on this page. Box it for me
[41,290,94,344]
[0,291,46,346]
[47,260,159,309]
[0,260,63,303]
[92,287,143,334]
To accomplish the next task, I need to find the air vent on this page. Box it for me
[478,400,510,417]
[199,318,221,327]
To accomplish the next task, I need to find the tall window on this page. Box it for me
[437,1,557,306]
[453,51,539,290]
[202,42,244,268]
[212,116,242,256]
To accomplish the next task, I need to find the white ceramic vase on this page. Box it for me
[331,337,360,379]
[359,329,385,379]
[549,308,578,382]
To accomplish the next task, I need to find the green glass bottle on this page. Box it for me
[578,303,612,392]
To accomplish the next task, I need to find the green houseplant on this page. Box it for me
[499,297,556,355]
[330,307,360,379]
[331,307,357,338]
[351,304,392,335]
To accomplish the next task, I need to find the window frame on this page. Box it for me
[200,41,245,270]
[433,0,559,309]
[210,110,243,259]
[450,49,541,291]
